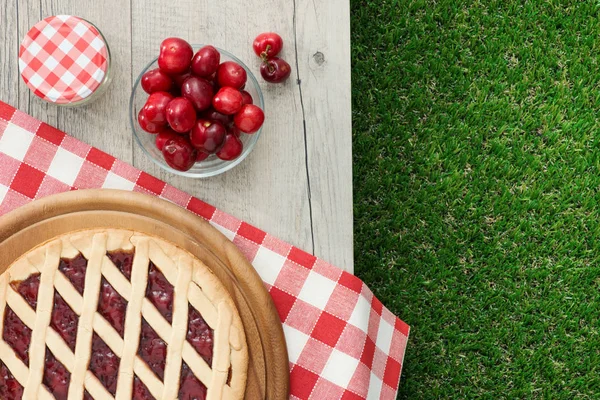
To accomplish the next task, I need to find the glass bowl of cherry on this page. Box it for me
[130,39,265,178]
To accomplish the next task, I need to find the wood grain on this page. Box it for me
[0,189,289,399]
[1,0,353,272]
[0,0,18,108]
[294,0,354,269]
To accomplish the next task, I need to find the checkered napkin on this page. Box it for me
[0,101,409,400]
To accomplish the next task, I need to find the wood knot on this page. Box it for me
[313,51,325,66]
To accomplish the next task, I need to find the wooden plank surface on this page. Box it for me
[0,0,353,272]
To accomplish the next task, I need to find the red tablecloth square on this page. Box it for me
[11,164,45,198]
[86,147,115,170]
[312,311,347,347]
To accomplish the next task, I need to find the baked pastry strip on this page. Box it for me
[162,254,192,399]
[68,233,107,399]
[23,240,61,398]
[115,238,151,400]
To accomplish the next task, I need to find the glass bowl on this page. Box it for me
[130,46,264,178]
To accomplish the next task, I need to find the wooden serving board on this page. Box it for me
[0,189,289,400]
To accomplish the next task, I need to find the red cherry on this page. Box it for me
[158,38,193,74]
[240,90,253,105]
[216,134,243,161]
[138,109,163,134]
[216,61,247,89]
[212,87,243,115]
[200,108,233,127]
[253,32,283,59]
[141,68,173,94]
[260,57,291,83]
[208,74,220,91]
[143,92,174,125]
[162,136,197,171]
[229,125,242,137]
[155,129,179,151]
[191,45,221,78]
[196,151,210,162]
[190,119,226,153]
[166,97,196,133]
[171,71,192,88]
[181,76,213,111]
[234,104,265,134]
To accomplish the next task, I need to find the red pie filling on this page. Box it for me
[146,261,174,323]
[0,359,23,399]
[133,375,156,400]
[97,277,127,337]
[138,318,167,380]
[3,308,32,365]
[187,304,214,366]
[179,362,208,400]
[107,250,135,281]
[12,272,41,310]
[43,347,70,400]
[89,332,120,395]
[58,254,88,295]
[2,251,215,400]
[50,291,79,352]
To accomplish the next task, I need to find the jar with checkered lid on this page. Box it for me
[19,15,112,107]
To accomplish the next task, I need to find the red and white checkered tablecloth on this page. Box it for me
[0,101,409,400]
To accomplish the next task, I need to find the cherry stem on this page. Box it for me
[260,45,272,63]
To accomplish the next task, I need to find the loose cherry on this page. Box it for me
[196,151,210,162]
[158,38,193,74]
[155,129,179,151]
[216,134,243,161]
[141,68,173,94]
[201,108,233,127]
[240,90,253,105]
[138,108,162,134]
[191,45,221,78]
[181,76,213,111]
[253,32,283,59]
[143,91,174,125]
[166,97,197,133]
[234,104,265,134]
[162,136,197,171]
[260,57,291,83]
[190,119,226,153]
[216,61,247,89]
[212,87,243,115]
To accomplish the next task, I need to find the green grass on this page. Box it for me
[351,0,600,398]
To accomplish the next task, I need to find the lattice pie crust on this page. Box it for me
[0,229,248,400]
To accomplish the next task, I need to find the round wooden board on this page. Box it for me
[0,189,289,400]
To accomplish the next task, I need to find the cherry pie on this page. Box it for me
[0,229,247,399]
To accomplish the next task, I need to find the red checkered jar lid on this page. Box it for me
[19,15,110,106]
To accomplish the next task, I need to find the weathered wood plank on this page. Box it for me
[295,0,354,270]
[0,1,19,108]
